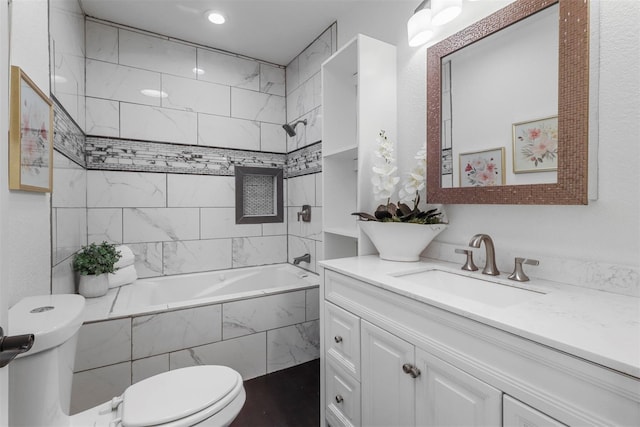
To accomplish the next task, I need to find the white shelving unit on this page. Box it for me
[321,34,397,260]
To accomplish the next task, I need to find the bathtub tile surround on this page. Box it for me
[267,320,320,373]
[72,270,320,414]
[132,304,223,359]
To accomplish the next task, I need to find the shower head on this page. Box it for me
[282,119,307,137]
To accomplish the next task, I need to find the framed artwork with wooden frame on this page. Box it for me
[9,66,53,192]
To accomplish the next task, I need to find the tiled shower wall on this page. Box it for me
[51,16,334,293]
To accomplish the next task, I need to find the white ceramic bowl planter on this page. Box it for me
[78,273,109,298]
[359,221,447,262]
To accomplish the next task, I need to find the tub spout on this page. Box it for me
[293,253,311,265]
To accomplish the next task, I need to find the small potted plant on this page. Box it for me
[72,242,121,298]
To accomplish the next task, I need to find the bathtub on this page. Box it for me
[110,263,319,317]
[74,263,320,414]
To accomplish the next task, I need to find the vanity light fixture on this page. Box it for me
[140,89,168,98]
[431,0,462,26]
[206,10,226,25]
[407,0,434,47]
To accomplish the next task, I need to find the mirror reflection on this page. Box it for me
[441,4,559,188]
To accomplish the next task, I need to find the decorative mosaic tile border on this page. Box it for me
[86,136,286,176]
[285,142,322,178]
[53,98,85,167]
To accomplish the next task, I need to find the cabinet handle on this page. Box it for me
[335,394,344,404]
[402,363,421,378]
[334,335,343,343]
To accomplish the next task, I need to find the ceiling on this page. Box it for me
[79,0,417,66]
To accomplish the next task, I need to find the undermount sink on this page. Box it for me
[393,269,546,308]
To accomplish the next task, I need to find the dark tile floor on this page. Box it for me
[231,359,320,427]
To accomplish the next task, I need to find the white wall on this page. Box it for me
[336,1,639,275]
[6,0,51,306]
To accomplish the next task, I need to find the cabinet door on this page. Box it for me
[503,395,567,427]
[415,348,502,426]
[361,320,415,427]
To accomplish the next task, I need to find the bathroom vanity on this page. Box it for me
[319,256,640,426]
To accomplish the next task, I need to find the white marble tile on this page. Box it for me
[167,175,235,207]
[288,236,317,273]
[132,354,169,384]
[75,318,132,372]
[298,29,332,84]
[288,207,322,241]
[306,288,320,321]
[162,74,230,116]
[123,208,199,243]
[85,20,118,62]
[201,208,262,239]
[262,220,287,236]
[197,114,260,150]
[71,362,131,415]
[132,305,222,359]
[261,122,286,153]
[315,173,323,206]
[306,107,323,145]
[286,77,314,123]
[260,63,285,96]
[52,164,86,208]
[55,208,87,264]
[287,174,316,207]
[232,235,287,267]
[285,56,299,95]
[197,49,259,90]
[50,0,85,57]
[163,239,232,275]
[222,291,306,339]
[128,242,163,278]
[52,258,75,295]
[119,29,196,78]
[52,52,85,128]
[86,60,161,106]
[315,241,324,265]
[266,320,320,373]
[87,171,167,208]
[88,208,122,244]
[169,332,267,380]
[120,103,197,145]
[85,97,119,137]
[231,88,286,124]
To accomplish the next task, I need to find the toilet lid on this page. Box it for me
[121,365,241,427]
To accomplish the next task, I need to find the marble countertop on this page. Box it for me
[320,255,640,379]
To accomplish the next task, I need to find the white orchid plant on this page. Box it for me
[353,130,442,225]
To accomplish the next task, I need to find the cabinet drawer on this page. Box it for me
[504,395,567,427]
[326,359,361,427]
[325,301,360,378]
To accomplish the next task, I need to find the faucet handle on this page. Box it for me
[455,249,478,272]
[508,257,539,282]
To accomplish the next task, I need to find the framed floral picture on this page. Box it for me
[512,116,558,173]
[9,66,53,192]
[459,147,505,187]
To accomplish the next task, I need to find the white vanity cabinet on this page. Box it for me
[320,266,640,427]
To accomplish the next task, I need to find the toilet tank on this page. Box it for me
[8,294,85,426]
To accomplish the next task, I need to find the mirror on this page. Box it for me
[427,0,589,205]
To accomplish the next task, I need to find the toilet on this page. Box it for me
[8,294,246,426]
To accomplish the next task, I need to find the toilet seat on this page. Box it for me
[118,365,243,427]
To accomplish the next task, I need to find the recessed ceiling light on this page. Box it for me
[192,67,205,75]
[206,10,226,25]
[140,89,168,98]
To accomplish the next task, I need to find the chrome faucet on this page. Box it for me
[293,253,311,265]
[468,234,499,276]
